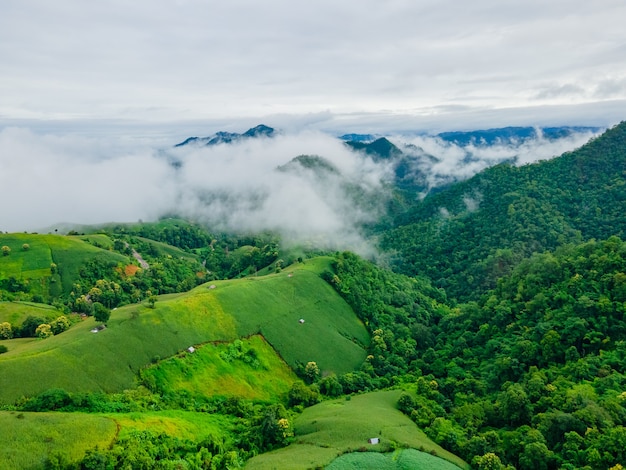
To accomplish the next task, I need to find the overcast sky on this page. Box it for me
[1,0,625,137]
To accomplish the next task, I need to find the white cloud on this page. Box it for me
[0,127,389,256]
[0,0,624,131]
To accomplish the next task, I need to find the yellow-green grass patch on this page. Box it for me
[142,335,298,401]
[0,411,116,470]
[0,301,58,325]
[110,410,236,442]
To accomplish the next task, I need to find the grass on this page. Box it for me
[0,411,117,470]
[245,390,469,470]
[0,409,236,469]
[110,409,236,442]
[327,448,464,470]
[0,233,130,298]
[0,301,58,326]
[0,258,368,404]
[215,266,369,375]
[142,335,298,401]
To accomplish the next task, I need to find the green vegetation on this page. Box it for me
[327,449,462,470]
[0,411,117,469]
[0,262,367,403]
[246,390,468,469]
[215,268,369,374]
[382,121,626,302]
[141,335,298,401]
[2,122,626,469]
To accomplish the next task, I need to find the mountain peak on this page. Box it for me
[175,125,276,147]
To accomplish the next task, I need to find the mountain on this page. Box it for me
[3,120,626,469]
[344,137,402,160]
[381,121,626,300]
[339,133,377,142]
[174,124,276,147]
[437,125,601,146]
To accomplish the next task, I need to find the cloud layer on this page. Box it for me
[0,0,625,131]
[0,126,600,256]
[0,128,390,255]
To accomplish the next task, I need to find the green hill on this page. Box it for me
[245,390,468,469]
[0,233,129,300]
[381,121,626,301]
[0,259,368,404]
[0,409,236,469]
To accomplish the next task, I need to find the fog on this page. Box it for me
[0,125,599,254]
[394,127,600,192]
[0,128,390,255]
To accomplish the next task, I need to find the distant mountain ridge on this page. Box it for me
[436,126,601,146]
[175,124,275,147]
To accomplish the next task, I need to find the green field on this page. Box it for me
[215,267,369,375]
[0,301,58,326]
[0,233,129,298]
[0,409,235,469]
[0,260,369,404]
[245,390,469,470]
[0,411,117,470]
[326,448,464,470]
[141,335,299,401]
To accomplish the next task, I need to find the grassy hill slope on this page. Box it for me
[0,233,129,299]
[245,390,469,470]
[0,409,235,469]
[0,259,368,404]
[0,411,117,470]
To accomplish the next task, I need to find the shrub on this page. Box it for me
[0,321,13,340]
[35,323,53,339]
[50,316,71,335]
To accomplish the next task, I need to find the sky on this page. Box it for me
[1,0,625,137]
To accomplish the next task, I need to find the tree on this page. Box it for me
[35,324,53,339]
[19,315,45,337]
[0,322,13,339]
[1,245,10,256]
[50,316,70,335]
[304,361,320,384]
[93,302,111,324]
[473,452,507,470]
[147,294,158,308]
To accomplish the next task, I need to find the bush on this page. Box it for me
[0,322,13,340]
[0,345,8,354]
[35,323,53,339]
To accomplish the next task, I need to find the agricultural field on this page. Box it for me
[0,409,236,469]
[0,233,130,298]
[141,335,298,401]
[326,448,464,470]
[215,267,369,374]
[0,261,368,404]
[0,411,117,469]
[0,301,58,326]
[245,390,469,470]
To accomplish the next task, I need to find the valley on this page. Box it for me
[1,122,625,469]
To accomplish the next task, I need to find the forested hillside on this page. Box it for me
[381,121,626,302]
[325,239,626,469]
